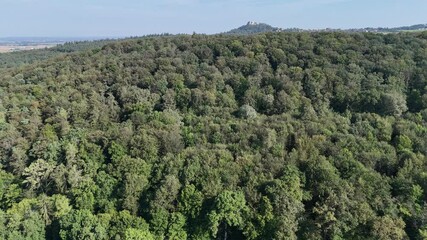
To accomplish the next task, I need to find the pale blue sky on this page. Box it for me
[1,0,426,37]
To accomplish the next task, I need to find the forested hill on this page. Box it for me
[1,31,427,239]
[226,22,284,35]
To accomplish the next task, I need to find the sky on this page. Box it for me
[1,0,427,37]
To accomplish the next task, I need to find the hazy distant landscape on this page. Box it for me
[0,37,111,53]
[226,22,427,35]
[0,44,56,53]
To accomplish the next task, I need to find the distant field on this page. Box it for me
[0,44,57,53]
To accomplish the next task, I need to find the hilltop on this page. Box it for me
[225,21,285,35]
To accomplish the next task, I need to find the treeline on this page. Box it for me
[1,31,427,239]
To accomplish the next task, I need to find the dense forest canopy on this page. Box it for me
[1,31,427,239]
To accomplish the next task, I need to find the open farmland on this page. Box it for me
[0,44,57,53]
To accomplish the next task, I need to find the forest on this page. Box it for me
[0,31,427,239]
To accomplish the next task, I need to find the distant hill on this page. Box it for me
[225,22,427,35]
[225,21,287,35]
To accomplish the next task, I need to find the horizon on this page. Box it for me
[1,21,427,39]
[1,0,427,38]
